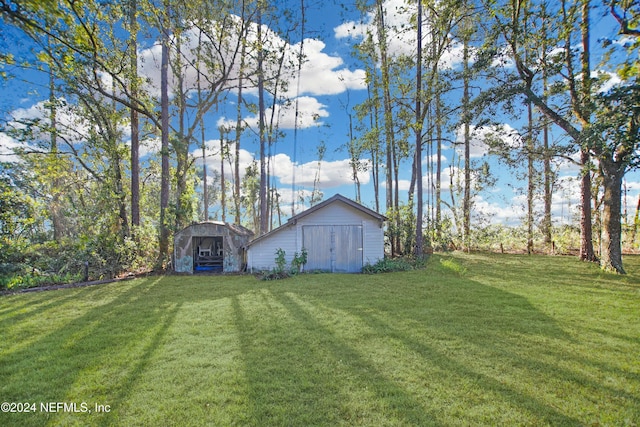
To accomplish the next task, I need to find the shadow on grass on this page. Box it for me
[232,290,445,426]
[96,299,181,427]
[0,285,104,327]
[0,277,172,426]
[277,273,586,425]
[1,268,638,425]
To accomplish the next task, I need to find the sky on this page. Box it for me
[1,0,639,233]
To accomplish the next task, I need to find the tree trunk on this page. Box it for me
[527,100,534,255]
[234,60,244,225]
[220,128,226,223]
[580,149,596,262]
[462,26,471,252]
[435,74,442,244]
[543,119,552,249]
[600,159,626,273]
[541,3,552,249]
[158,1,171,268]
[376,0,395,255]
[369,80,381,213]
[256,3,268,235]
[129,0,140,230]
[415,0,423,258]
[173,32,192,231]
[111,128,130,238]
[48,35,64,242]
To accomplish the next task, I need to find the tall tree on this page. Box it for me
[375,0,398,255]
[256,0,268,235]
[592,83,640,273]
[219,126,227,223]
[414,0,424,257]
[571,0,597,263]
[128,0,141,230]
[461,12,473,251]
[479,0,599,263]
[158,0,171,268]
[47,33,64,242]
[234,22,248,225]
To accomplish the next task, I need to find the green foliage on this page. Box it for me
[362,256,426,274]
[0,241,85,290]
[0,175,38,241]
[274,248,287,273]
[592,83,640,172]
[0,271,82,291]
[291,248,308,273]
[386,203,417,255]
[258,247,309,281]
[428,216,456,251]
[0,222,159,291]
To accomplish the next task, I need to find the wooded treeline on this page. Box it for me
[0,0,638,286]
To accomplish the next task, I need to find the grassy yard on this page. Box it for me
[0,253,639,426]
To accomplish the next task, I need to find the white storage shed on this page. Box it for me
[246,194,386,273]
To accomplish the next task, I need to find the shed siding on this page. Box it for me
[247,225,297,271]
[296,203,365,226]
[363,222,384,266]
[247,197,385,273]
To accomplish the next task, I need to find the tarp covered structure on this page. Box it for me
[174,222,254,273]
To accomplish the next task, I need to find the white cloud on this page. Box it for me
[138,137,161,160]
[594,70,623,93]
[286,39,367,97]
[193,140,255,182]
[425,165,459,192]
[381,179,411,191]
[335,0,465,69]
[275,155,371,188]
[334,20,368,40]
[218,96,329,131]
[454,123,522,158]
[192,144,370,190]
[423,153,447,165]
[473,195,521,223]
[138,18,366,100]
[5,99,89,148]
[426,164,489,193]
[0,133,23,163]
[556,150,582,175]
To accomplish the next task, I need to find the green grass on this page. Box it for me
[1,253,639,426]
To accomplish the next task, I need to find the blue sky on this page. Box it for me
[1,0,639,231]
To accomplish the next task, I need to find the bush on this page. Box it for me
[362,256,427,274]
[0,223,159,291]
[291,248,308,274]
[256,248,308,281]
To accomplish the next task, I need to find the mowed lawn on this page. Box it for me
[1,253,639,426]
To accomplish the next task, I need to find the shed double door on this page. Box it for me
[302,225,363,273]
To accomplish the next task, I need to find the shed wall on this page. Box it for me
[247,225,297,271]
[247,200,384,273]
[297,203,384,268]
[362,221,385,266]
